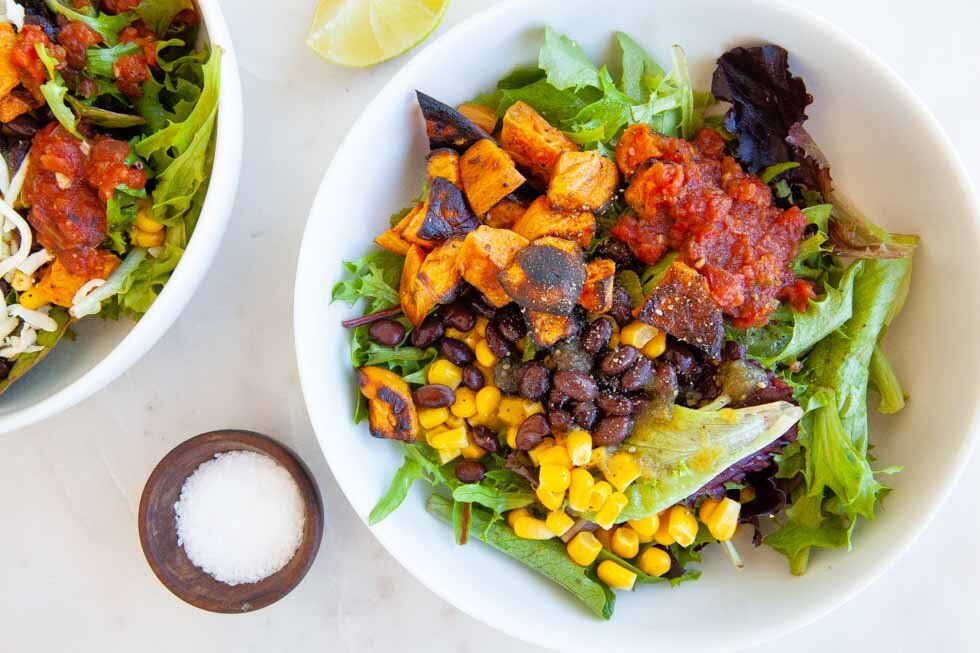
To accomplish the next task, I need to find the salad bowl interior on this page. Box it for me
[0,0,243,434]
[294,0,980,650]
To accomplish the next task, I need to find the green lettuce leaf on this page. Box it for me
[538,27,600,91]
[85,42,141,78]
[615,31,664,102]
[331,250,404,313]
[368,455,425,525]
[135,0,194,34]
[45,0,136,45]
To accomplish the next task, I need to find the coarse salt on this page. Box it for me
[173,450,305,586]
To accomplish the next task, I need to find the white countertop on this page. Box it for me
[2,0,977,650]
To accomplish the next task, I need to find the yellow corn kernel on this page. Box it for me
[131,227,165,248]
[611,526,640,559]
[438,448,461,464]
[628,515,660,540]
[604,452,641,492]
[498,397,526,426]
[546,510,575,536]
[475,317,489,338]
[513,516,554,540]
[463,332,480,350]
[536,485,565,511]
[428,359,463,389]
[608,322,621,349]
[445,414,466,428]
[642,330,667,359]
[507,508,530,529]
[528,438,556,466]
[445,327,468,340]
[595,491,628,529]
[699,498,720,522]
[701,497,741,541]
[474,385,501,419]
[17,288,49,310]
[589,480,613,512]
[567,468,595,512]
[418,407,449,429]
[461,433,488,460]
[620,321,659,349]
[538,444,572,468]
[588,446,608,468]
[451,387,477,418]
[135,209,164,233]
[475,339,498,368]
[594,527,613,550]
[522,399,544,417]
[638,547,672,577]
[653,510,676,546]
[431,426,469,451]
[597,560,636,590]
[667,505,698,547]
[539,464,571,493]
[566,531,602,566]
[424,426,446,446]
[740,486,757,504]
[506,426,519,449]
[565,430,592,467]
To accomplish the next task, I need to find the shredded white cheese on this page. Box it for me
[0,153,9,198]
[71,278,105,309]
[1,0,24,30]
[16,248,51,276]
[6,156,29,207]
[9,304,57,333]
[0,316,18,339]
[0,323,40,359]
[0,198,30,278]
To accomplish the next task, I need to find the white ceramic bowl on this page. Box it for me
[295,1,980,650]
[0,0,243,434]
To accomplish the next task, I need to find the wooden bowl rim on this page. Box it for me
[138,429,323,613]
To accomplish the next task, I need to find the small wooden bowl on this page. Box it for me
[138,430,323,613]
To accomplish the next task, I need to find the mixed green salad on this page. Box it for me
[333,29,917,618]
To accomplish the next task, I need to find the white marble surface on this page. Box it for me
[1,0,977,650]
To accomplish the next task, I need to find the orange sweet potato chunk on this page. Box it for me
[547,150,620,212]
[426,148,461,186]
[526,311,578,348]
[35,251,120,307]
[483,195,529,229]
[459,226,529,307]
[578,258,616,313]
[501,101,579,182]
[460,139,527,216]
[400,245,436,325]
[513,196,595,249]
[357,366,419,443]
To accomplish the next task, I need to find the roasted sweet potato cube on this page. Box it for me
[616,123,697,178]
[374,229,411,255]
[578,258,616,313]
[457,102,499,135]
[483,195,528,229]
[417,238,465,305]
[400,245,436,325]
[498,236,585,316]
[460,139,527,216]
[416,177,480,243]
[401,204,437,250]
[357,366,419,443]
[635,261,724,357]
[513,196,596,249]
[526,311,579,348]
[501,101,579,182]
[417,91,491,152]
[35,251,120,307]
[459,226,529,307]
[426,148,461,186]
[548,150,620,212]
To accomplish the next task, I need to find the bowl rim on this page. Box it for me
[294,0,980,649]
[0,0,244,435]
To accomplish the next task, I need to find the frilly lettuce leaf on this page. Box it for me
[538,27,599,91]
[45,0,136,45]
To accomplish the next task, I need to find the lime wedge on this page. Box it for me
[307,0,451,67]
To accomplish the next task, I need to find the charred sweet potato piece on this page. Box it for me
[416,177,480,243]
[357,366,419,443]
[635,261,724,357]
[547,150,620,212]
[498,236,585,316]
[484,194,529,229]
[457,102,499,135]
[460,139,527,216]
[526,311,578,348]
[427,148,461,186]
[417,238,465,305]
[0,24,19,101]
[459,226,529,307]
[417,91,492,152]
[400,245,436,325]
[401,204,437,250]
[501,101,579,182]
[578,258,616,313]
[512,196,596,249]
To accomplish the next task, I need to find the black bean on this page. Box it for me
[367,319,406,346]
[600,345,639,376]
[412,384,456,408]
[721,340,746,362]
[548,409,573,433]
[593,416,634,447]
[663,340,705,385]
[572,401,598,430]
[518,362,551,401]
[461,365,485,391]
[596,393,633,416]
[610,285,633,325]
[455,460,487,483]
[493,358,521,394]
[495,304,527,342]
[630,396,652,416]
[621,357,654,392]
[594,238,637,268]
[553,370,598,402]
[470,425,501,455]
[441,302,476,332]
[440,338,475,366]
[410,316,445,348]
[0,357,11,381]
[516,414,551,451]
[485,322,513,358]
[580,317,613,355]
[468,293,498,318]
[596,373,622,394]
[546,387,569,411]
